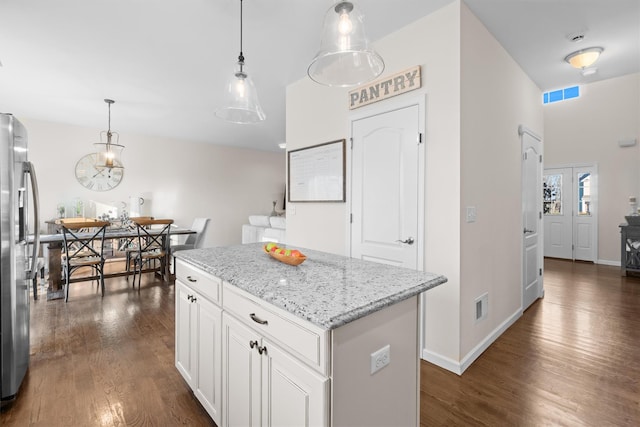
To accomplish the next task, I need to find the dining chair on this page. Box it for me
[124,216,154,274]
[170,217,210,273]
[130,218,173,289]
[60,220,111,302]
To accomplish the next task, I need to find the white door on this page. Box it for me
[195,296,222,423]
[543,167,573,259]
[573,167,597,262]
[175,282,196,388]
[262,338,329,427]
[222,313,262,427]
[521,127,543,310]
[543,165,598,262]
[350,103,422,269]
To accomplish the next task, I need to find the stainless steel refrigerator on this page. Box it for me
[1,113,40,406]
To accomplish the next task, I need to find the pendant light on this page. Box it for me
[94,99,124,170]
[215,0,266,124]
[308,1,384,87]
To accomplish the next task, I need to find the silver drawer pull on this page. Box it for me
[186,275,197,283]
[249,313,268,325]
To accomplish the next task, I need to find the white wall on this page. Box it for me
[24,118,285,248]
[286,0,544,373]
[459,5,543,360]
[287,2,463,365]
[543,73,640,264]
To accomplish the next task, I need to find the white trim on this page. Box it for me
[597,259,621,267]
[422,307,523,376]
[459,308,522,374]
[518,125,541,141]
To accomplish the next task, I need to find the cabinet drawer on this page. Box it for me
[176,260,221,305]
[223,283,329,375]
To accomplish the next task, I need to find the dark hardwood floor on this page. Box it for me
[2,259,638,426]
[421,259,640,426]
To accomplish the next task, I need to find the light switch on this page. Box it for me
[466,206,477,223]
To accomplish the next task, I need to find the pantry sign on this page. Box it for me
[348,65,421,110]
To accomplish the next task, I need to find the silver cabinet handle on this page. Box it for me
[396,237,415,245]
[524,228,534,234]
[186,275,197,283]
[249,313,268,325]
[258,345,267,355]
[249,340,259,349]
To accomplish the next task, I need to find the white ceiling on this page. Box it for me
[1,0,638,152]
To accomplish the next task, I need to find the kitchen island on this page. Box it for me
[174,243,447,427]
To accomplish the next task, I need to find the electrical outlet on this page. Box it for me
[475,293,488,323]
[466,206,477,223]
[370,345,390,375]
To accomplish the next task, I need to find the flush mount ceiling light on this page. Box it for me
[564,47,603,69]
[215,0,266,124]
[94,99,124,170]
[308,1,384,87]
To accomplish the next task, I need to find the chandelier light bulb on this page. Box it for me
[338,10,353,35]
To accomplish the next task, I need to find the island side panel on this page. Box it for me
[331,296,419,427]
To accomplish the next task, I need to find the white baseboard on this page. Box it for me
[421,349,463,375]
[597,259,620,266]
[421,308,522,376]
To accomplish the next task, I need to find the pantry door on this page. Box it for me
[350,101,424,270]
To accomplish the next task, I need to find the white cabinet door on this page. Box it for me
[222,313,329,427]
[175,281,196,387]
[195,295,222,424]
[262,338,329,427]
[222,313,262,427]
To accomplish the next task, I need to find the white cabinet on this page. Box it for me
[222,312,328,427]
[175,261,223,425]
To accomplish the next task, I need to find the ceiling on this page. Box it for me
[1,0,638,152]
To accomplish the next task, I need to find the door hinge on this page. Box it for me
[350,213,353,223]
[523,152,527,160]
[539,211,542,220]
[539,268,542,276]
[418,133,423,144]
[539,155,542,163]
[350,138,353,149]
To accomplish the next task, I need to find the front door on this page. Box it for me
[543,167,573,259]
[521,127,543,310]
[350,103,422,269]
[544,165,597,262]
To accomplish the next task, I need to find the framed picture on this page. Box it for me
[288,139,346,202]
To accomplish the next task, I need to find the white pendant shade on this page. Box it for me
[215,0,266,125]
[215,62,266,124]
[308,1,384,87]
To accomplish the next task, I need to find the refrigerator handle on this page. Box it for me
[25,162,41,280]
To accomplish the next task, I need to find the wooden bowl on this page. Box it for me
[268,251,307,266]
[263,244,307,266]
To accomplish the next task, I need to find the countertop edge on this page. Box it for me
[175,249,448,330]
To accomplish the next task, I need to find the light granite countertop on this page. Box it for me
[174,243,447,330]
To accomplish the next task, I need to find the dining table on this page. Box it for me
[28,224,196,299]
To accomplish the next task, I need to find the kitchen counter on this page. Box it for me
[174,242,447,329]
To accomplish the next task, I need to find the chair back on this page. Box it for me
[183,218,210,249]
[61,220,111,260]
[131,218,174,254]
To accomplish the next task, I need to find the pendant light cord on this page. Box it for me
[238,0,244,67]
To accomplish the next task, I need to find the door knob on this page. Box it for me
[396,237,415,245]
